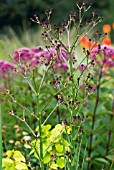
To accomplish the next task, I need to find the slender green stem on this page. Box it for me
[32,69,44,170]
[76,137,83,170]
[62,134,66,170]
[42,102,59,125]
[36,94,44,170]
[81,143,87,170]
[69,50,76,170]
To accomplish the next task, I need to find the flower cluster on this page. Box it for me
[80,23,114,50]
[90,45,114,68]
[80,36,97,50]
[13,46,73,71]
[102,24,114,45]
[0,60,15,78]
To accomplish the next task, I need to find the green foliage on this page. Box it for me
[30,124,70,169]
[2,150,28,170]
[0,1,114,169]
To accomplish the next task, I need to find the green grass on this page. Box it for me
[0,27,45,60]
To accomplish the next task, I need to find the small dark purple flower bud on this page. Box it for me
[73,115,77,120]
[86,19,89,23]
[104,46,107,50]
[64,119,68,125]
[98,44,101,49]
[45,10,49,15]
[87,50,90,55]
[66,151,70,156]
[77,77,80,82]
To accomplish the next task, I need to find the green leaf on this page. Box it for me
[43,152,50,164]
[42,124,51,132]
[95,158,109,165]
[2,158,16,169]
[56,157,65,168]
[13,151,25,162]
[6,150,14,158]
[50,124,63,142]
[107,155,114,161]
[56,152,64,156]
[15,162,28,170]
[55,143,63,153]
[50,162,58,170]
[43,140,52,153]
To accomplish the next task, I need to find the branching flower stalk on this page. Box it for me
[1,1,106,169]
[30,2,103,169]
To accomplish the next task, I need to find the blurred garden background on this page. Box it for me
[1,1,114,170]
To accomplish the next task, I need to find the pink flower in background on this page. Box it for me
[13,47,34,62]
[0,60,16,78]
[31,46,43,53]
[90,45,114,68]
[0,60,15,73]
[90,45,114,58]
[53,63,69,70]
[78,63,87,72]
[12,46,74,71]
[0,85,6,92]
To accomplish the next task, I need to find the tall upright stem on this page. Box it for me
[69,51,76,169]
[33,69,44,170]
[36,94,44,170]
[87,69,102,170]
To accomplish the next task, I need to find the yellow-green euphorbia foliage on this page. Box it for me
[30,124,70,169]
[2,150,28,170]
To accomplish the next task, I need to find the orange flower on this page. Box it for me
[80,36,95,49]
[87,41,95,50]
[102,24,111,33]
[80,36,89,48]
[102,37,111,45]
